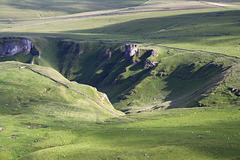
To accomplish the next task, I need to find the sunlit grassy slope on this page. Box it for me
[0,61,122,120]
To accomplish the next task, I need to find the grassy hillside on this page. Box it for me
[0,61,122,119]
[111,51,240,111]
[0,0,240,159]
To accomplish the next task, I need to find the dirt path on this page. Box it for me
[22,66,122,117]
[201,1,237,8]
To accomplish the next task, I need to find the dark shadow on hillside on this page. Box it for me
[108,67,154,105]
[162,63,231,108]
[129,50,152,71]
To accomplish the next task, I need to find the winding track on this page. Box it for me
[23,66,121,117]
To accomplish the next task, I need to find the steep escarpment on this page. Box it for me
[55,41,166,103]
[1,37,240,113]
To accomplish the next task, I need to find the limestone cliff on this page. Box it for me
[125,44,139,58]
[0,37,40,57]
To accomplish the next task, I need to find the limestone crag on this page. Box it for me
[125,44,139,59]
[0,37,40,57]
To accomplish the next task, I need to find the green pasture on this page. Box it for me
[1,106,239,159]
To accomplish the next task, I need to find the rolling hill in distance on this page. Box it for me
[0,0,240,159]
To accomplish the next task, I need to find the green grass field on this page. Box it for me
[1,105,240,159]
[1,0,240,159]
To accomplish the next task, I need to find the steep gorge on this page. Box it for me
[1,37,240,113]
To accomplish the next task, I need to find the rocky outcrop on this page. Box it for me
[125,44,139,59]
[144,59,158,68]
[0,37,40,57]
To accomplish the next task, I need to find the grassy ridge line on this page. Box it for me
[23,65,122,117]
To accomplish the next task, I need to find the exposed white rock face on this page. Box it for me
[0,38,39,57]
[125,44,139,58]
[21,38,33,55]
